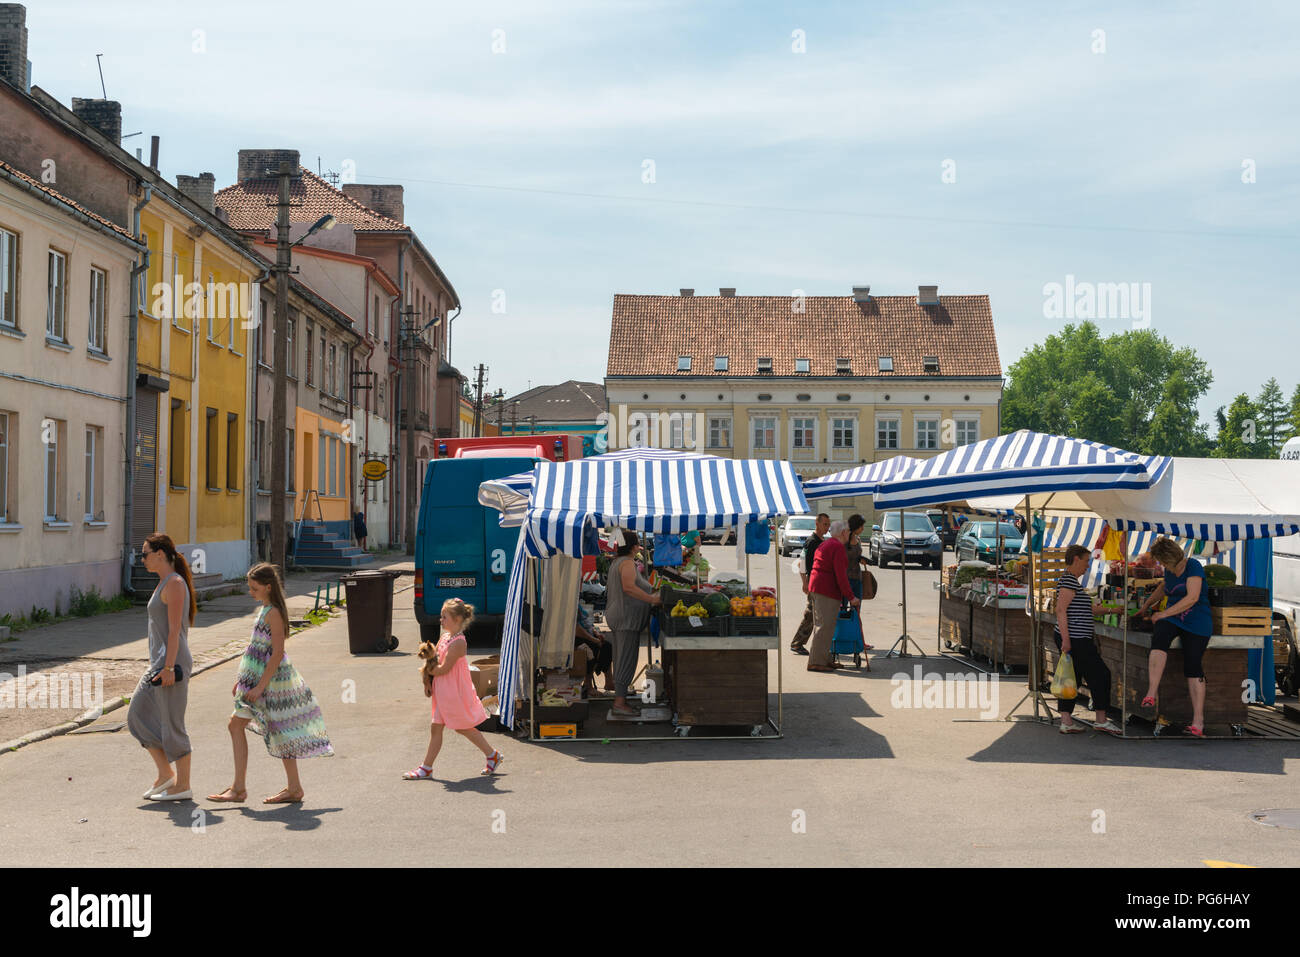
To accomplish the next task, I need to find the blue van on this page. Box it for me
[414,456,536,643]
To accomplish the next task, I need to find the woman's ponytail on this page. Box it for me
[145,532,197,625]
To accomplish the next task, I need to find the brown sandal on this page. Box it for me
[263,789,304,804]
[206,787,247,803]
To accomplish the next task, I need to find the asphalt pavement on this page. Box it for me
[1,544,1297,866]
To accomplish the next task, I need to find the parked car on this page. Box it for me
[779,515,820,555]
[700,526,735,545]
[926,510,959,550]
[868,511,944,568]
[955,520,1024,565]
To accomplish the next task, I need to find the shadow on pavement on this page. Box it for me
[230,804,343,831]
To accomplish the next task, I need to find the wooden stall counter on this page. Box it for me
[661,634,774,733]
[1038,613,1265,735]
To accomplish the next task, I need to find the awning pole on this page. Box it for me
[773,517,783,733]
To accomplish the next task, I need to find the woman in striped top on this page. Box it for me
[1054,545,1123,735]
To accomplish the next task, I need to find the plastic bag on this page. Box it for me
[1051,653,1078,699]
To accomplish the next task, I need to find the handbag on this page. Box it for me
[861,570,878,601]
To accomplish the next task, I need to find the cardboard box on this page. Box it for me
[570,643,593,678]
[470,656,500,698]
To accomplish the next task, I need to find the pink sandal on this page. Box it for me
[1141,695,1157,708]
[1184,725,1204,738]
[481,750,503,776]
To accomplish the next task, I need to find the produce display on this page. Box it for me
[1204,564,1236,587]
[670,600,710,619]
[729,593,778,617]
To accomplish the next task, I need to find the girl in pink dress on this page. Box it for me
[403,599,503,779]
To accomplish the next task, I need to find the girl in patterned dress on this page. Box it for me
[403,599,502,779]
[207,563,333,804]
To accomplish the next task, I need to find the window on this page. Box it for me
[255,298,267,366]
[708,415,731,449]
[878,356,893,372]
[373,295,380,338]
[84,426,102,520]
[205,408,219,489]
[47,250,67,341]
[320,336,328,394]
[305,324,314,386]
[752,416,776,450]
[0,227,16,328]
[668,415,696,449]
[255,420,267,489]
[923,356,939,373]
[328,435,338,496]
[43,418,64,521]
[207,274,216,341]
[832,417,855,449]
[0,411,10,521]
[876,417,899,450]
[714,356,728,372]
[677,356,692,372]
[85,267,107,353]
[795,358,810,373]
[757,357,772,373]
[916,417,939,450]
[170,399,186,488]
[955,417,979,446]
[792,417,815,449]
[318,434,327,493]
[285,311,295,376]
[328,343,337,397]
[836,358,851,373]
[286,428,295,492]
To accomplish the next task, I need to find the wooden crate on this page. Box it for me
[1035,549,1070,589]
[1042,636,1249,735]
[939,593,973,650]
[1211,607,1271,636]
[970,603,1034,668]
[664,649,767,727]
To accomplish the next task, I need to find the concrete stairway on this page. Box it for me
[293,522,371,569]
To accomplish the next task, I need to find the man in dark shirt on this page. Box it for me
[789,513,830,654]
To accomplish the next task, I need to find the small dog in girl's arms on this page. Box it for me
[417,639,439,695]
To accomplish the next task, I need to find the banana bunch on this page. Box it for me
[686,602,709,618]
[671,600,690,618]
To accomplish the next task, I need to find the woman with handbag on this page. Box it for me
[128,533,198,801]
[845,515,874,664]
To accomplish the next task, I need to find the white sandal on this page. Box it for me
[481,750,503,776]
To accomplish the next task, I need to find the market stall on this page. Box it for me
[480,450,809,741]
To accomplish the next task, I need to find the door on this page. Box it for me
[302,431,313,508]
[131,392,158,549]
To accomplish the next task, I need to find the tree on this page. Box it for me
[1288,384,1300,442]
[1212,393,1272,458]
[1002,321,1212,455]
[1256,377,1288,453]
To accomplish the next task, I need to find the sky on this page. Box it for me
[24,0,1300,427]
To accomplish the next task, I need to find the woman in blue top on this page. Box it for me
[1133,538,1213,736]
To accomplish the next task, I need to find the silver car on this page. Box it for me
[868,511,944,568]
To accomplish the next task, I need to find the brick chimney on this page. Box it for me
[237,149,301,182]
[341,184,404,223]
[0,3,28,92]
[176,172,215,213]
[71,97,122,144]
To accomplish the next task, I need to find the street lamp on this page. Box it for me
[293,214,336,247]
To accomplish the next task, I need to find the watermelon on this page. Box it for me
[1203,564,1236,586]
[703,592,733,619]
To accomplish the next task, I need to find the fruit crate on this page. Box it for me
[729,615,779,637]
[1211,606,1271,636]
[1208,586,1269,607]
[660,612,730,637]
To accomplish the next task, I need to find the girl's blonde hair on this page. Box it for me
[248,562,290,634]
[1150,537,1185,568]
[442,598,475,630]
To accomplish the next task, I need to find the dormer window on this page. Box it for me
[677,356,692,371]
[835,358,851,374]
[923,356,939,373]
[757,357,772,374]
[714,356,729,372]
[878,356,894,372]
[795,358,810,373]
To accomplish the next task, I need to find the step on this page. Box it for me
[294,554,371,569]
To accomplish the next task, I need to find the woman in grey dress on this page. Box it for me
[127,533,197,802]
[605,530,662,717]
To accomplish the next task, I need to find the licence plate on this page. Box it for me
[437,576,476,589]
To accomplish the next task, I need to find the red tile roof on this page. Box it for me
[215,167,407,233]
[0,159,139,243]
[607,293,1001,378]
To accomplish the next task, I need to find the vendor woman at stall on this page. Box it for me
[1132,537,1212,737]
[606,530,662,717]
[1055,544,1123,735]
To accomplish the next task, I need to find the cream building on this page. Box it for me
[0,160,144,618]
[604,286,1003,522]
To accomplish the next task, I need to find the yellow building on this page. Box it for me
[604,286,1003,522]
[132,174,268,585]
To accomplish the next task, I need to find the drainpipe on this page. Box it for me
[387,291,400,546]
[122,182,153,596]
[248,260,272,561]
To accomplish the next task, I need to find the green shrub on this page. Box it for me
[30,606,51,624]
[69,586,103,617]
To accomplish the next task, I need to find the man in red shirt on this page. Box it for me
[808,520,859,672]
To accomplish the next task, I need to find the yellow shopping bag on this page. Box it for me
[1051,653,1078,699]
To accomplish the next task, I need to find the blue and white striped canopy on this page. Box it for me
[1043,516,1243,585]
[527,454,808,557]
[478,447,720,527]
[802,455,922,501]
[872,430,1172,510]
